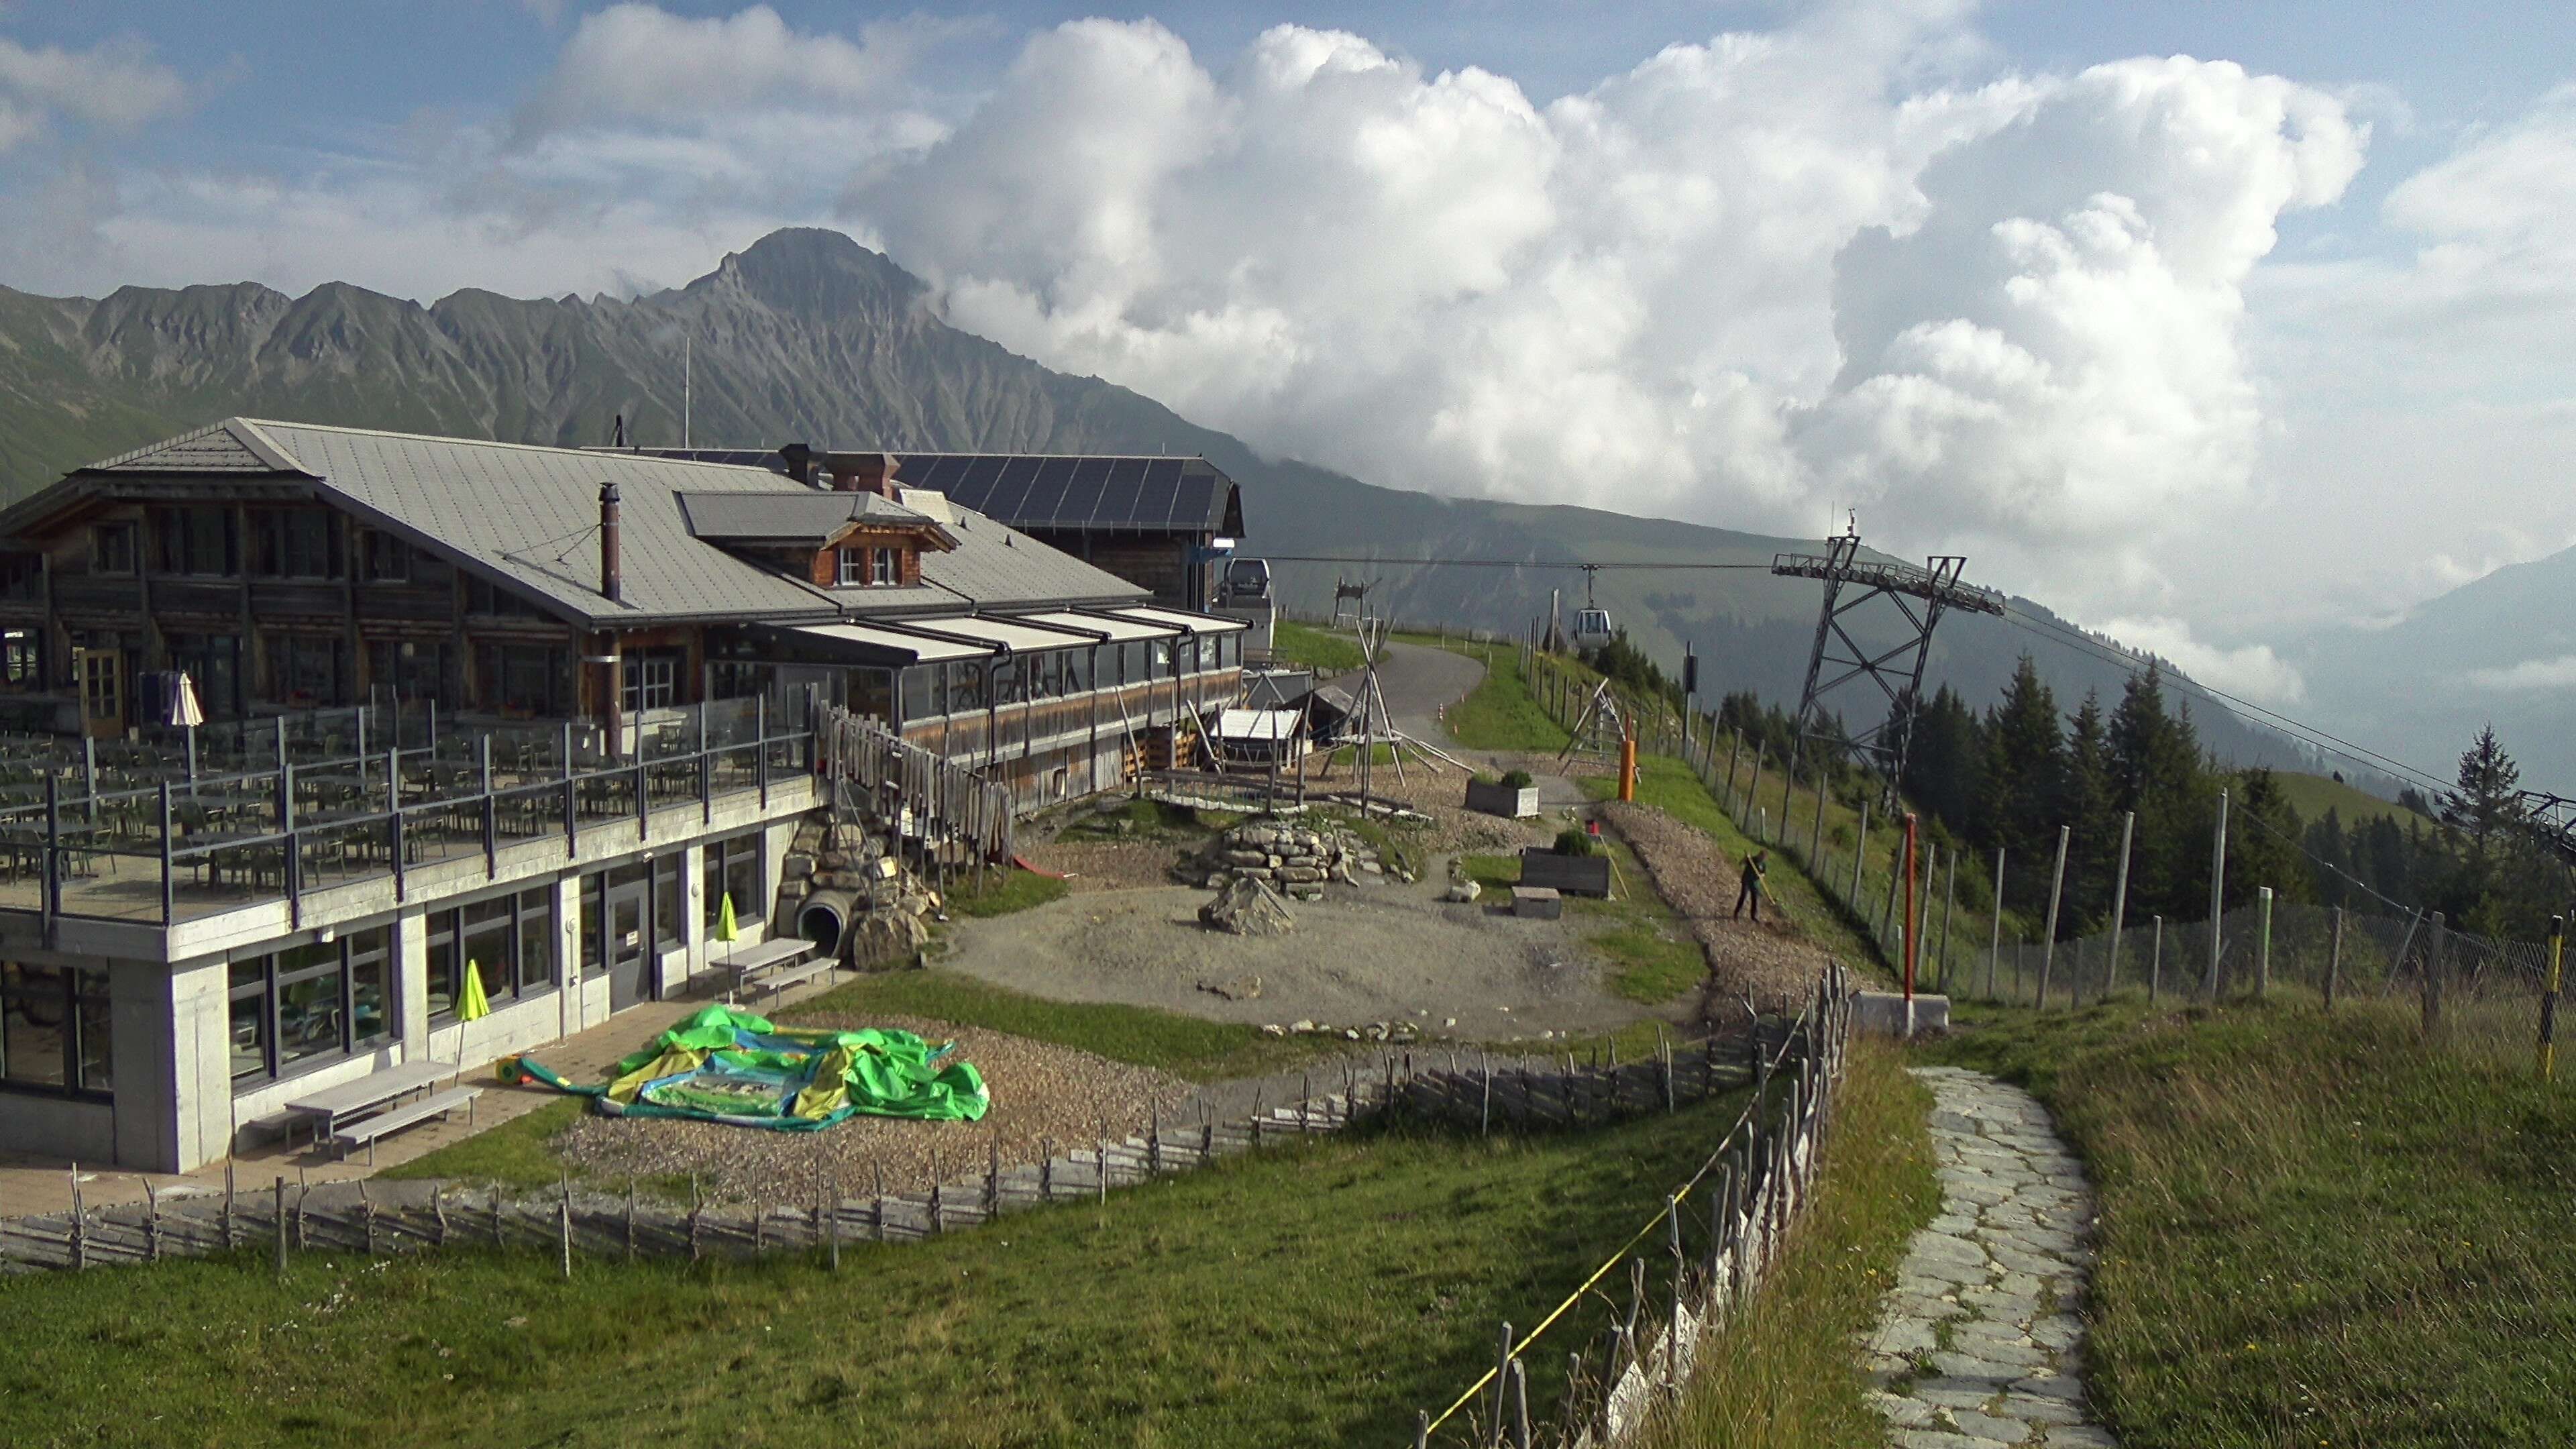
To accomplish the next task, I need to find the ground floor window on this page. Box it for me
[702,830,763,929]
[475,640,570,717]
[366,637,451,703]
[266,632,346,707]
[227,926,390,1083]
[425,885,559,1022]
[0,961,111,1097]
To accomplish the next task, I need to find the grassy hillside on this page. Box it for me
[0,1095,1750,1449]
[2273,769,2418,830]
[1929,1000,2576,1447]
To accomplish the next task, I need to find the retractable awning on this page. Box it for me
[765,621,993,664]
[904,615,1106,652]
[1024,609,1177,642]
[1110,604,1248,635]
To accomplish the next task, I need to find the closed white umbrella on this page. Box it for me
[168,671,205,786]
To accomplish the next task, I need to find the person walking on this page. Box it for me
[1733,850,1769,922]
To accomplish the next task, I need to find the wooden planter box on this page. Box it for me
[1464,779,1540,820]
[1518,847,1611,898]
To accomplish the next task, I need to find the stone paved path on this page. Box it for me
[1864,1067,2118,1448]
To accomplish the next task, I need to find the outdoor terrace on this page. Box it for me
[0,698,814,930]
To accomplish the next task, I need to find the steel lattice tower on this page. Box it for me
[1772,529,2004,788]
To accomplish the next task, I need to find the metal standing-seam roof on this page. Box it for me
[677,490,930,543]
[29,420,1149,628]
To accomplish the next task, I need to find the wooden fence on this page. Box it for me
[1410,960,1854,1447]
[0,1015,1792,1277]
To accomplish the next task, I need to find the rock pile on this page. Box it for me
[1183,820,1387,902]
[784,818,943,968]
[1259,1018,1424,1044]
[1199,876,1297,936]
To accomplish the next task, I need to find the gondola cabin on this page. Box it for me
[1571,607,1615,652]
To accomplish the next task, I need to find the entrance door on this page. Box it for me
[605,868,654,1011]
[77,649,125,739]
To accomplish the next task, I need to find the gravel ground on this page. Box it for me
[1016,838,1185,892]
[935,879,1665,1038]
[1599,800,1836,1006]
[550,1012,1193,1207]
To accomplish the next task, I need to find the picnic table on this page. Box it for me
[283,1057,458,1148]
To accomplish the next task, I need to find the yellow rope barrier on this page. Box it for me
[1419,1002,1817,1438]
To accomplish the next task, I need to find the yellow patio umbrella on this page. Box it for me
[715,892,738,994]
[460,959,492,1021]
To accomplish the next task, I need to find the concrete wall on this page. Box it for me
[1,781,819,1173]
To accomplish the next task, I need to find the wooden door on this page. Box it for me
[77,649,125,739]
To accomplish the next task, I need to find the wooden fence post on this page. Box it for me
[2423,911,2447,1037]
[1986,848,2005,1001]
[273,1176,288,1277]
[2149,915,2163,1004]
[2039,825,2069,1008]
[2326,906,2345,1012]
[2255,886,2273,998]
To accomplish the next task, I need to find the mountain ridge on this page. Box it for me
[0,226,2379,788]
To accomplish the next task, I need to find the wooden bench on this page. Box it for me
[724,936,833,1004]
[282,1058,459,1154]
[325,1086,482,1165]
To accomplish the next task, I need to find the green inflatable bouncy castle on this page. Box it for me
[505,1004,988,1130]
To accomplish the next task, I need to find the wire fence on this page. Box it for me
[1407,963,1853,1447]
[1513,646,2571,1082]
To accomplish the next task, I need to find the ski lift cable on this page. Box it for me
[1256,549,2461,800]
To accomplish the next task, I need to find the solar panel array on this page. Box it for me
[599,448,1237,535]
[892,455,1226,533]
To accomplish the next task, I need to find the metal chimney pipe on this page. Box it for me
[599,482,623,603]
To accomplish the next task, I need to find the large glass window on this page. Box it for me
[268,633,344,706]
[477,642,570,716]
[850,667,894,723]
[168,632,244,718]
[366,638,449,704]
[947,658,987,712]
[703,830,763,929]
[227,926,390,1083]
[228,959,268,1081]
[152,505,237,577]
[992,656,1026,706]
[1149,639,1173,680]
[1,963,111,1096]
[654,855,684,949]
[898,664,945,720]
[274,941,347,1072]
[253,511,343,579]
[91,525,136,576]
[427,888,557,1022]
[360,530,411,582]
[1065,646,1093,693]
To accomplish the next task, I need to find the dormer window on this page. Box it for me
[839,547,900,587]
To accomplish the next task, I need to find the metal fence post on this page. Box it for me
[2423,911,2447,1037]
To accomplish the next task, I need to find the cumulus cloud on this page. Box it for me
[2375,83,2576,339]
[515,5,963,138]
[2095,614,2310,707]
[0,33,186,150]
[851,13,2361,614]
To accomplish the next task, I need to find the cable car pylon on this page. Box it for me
[1774,518,2003,792]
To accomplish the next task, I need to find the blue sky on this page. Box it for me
[1,2,2571,699]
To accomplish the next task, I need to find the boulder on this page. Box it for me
[1444,879,1482,904]
[847,906,930,967]
[1199,876,1297,936]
